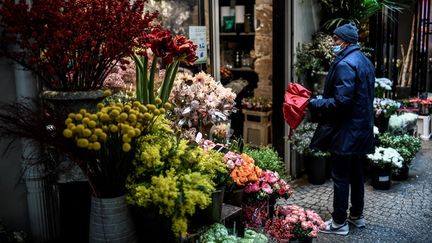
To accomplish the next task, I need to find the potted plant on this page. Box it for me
[373,98,401,133]
[294,32,335,94]
[367,146,403,190]
[379,133,421,180]
[126,122,227,240]
[243,145,289,180]
[317,0,411,30]
[62,96,174,241]
[265,204,325,243]
[290,122,330,184]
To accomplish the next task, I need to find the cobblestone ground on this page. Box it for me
[282,141,432,243]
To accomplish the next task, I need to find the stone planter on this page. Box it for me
[89,195,137,243]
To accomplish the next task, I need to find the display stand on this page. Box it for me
[243,109,272,146]
[417,115,432,140]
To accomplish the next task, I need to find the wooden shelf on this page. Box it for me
[220,32,255,36]
[229,67,254,72]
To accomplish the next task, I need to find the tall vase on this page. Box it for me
[305,154,327,185]
[392,164,409,181]
[374,114,390,133]
[89,195,137,243]
[371,166,392,190]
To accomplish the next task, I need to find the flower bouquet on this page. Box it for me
[265,205,325,242]
[0,0,158,91]
[169,72,237,138]
[244,170,293,202]
[62,96,171,197]
[373,98,401,118]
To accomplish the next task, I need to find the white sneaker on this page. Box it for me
[347,215,366,228]
[320,219,349,236]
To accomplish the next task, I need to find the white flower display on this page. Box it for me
[373,98,401,118]
[375,77,393,90]
[375,77,393,98]
[169,72,237,132]
[367,147,403,169]
[373,126,379,136]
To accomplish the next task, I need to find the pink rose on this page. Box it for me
[245,182,260,193]
[301,221,309,230]
[261,182,273,194]
[308,231,318,238]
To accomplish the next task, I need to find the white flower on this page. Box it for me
[367,147,403,168]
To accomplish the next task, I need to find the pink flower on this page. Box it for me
[308,231,318,238]
[301,221,309,230]
[262,170,280,184]
[261,182,273,194]
[245,182,260,193]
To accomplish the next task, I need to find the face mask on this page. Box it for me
[332,44,343,54]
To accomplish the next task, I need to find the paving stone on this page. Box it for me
[283,141,432,242]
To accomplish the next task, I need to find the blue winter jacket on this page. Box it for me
[308,44,375,155]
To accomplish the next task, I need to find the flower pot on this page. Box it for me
[392,164,409,181]
[374,114,390,133]
[41,90,105,113]
[289,238,313,243]
[195,187,225,223]
[224,188,244,206]
[305,155,327,185]
[89,195,137,243]
[267,196,277,219]
[371,166,392,190]
[130,206,175,243]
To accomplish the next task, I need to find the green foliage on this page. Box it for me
[243,145,289,179]
[127,125,228,236]
[199,223,268,243]
[289,122,330,157]
[379,133,421,166]
[295,32,335,77]
[318,0,413,30]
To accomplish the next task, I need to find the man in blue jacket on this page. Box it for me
[308,23,375,235]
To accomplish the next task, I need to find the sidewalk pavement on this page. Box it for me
[283,141,432,243]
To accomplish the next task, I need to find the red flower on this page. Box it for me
[172,35,198,65]
[146,28,175,64]
[0,0,159,91]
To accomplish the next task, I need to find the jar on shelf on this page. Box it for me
[244,14,253,33]
[234,50,243,68]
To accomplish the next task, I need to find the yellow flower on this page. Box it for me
[63,129,73,138]
[77,138,89,148]
[103,89,112,96]
[122,143,131,152]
